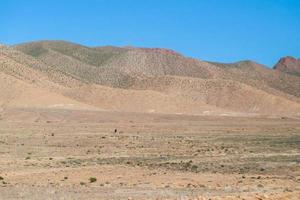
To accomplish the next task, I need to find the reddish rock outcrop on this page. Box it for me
[274,56,300,75]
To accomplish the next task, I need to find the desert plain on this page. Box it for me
[0,108,299,199]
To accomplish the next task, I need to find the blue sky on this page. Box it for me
[1,0,300,67]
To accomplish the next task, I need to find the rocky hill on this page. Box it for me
[0,40,298,116]
[274,56,300,76]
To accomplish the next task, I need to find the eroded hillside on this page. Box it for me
[0,40,298,116]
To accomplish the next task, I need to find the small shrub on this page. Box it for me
[89,177,97,183]
[191,165,198,172]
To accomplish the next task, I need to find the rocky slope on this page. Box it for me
[0,40,298,115]
[0,71,94,110]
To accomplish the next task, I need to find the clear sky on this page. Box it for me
[1,0,300,67]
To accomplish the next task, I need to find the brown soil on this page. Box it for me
[0,108,299,199]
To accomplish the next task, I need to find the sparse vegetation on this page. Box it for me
[80,182,86,186]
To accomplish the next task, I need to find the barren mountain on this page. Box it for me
[274,56,300,76]
[0,40,297,115]
[15,41,300,98]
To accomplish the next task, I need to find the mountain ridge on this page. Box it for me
[0,40,298,116]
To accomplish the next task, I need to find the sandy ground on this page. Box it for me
[0,108,299,199]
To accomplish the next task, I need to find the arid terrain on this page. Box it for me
[0,41,299,199]
[0,108,299,199]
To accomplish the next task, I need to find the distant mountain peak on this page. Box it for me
[274,56,300,75]
[278,56,298,64]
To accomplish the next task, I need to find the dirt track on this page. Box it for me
[0,108,299,199]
